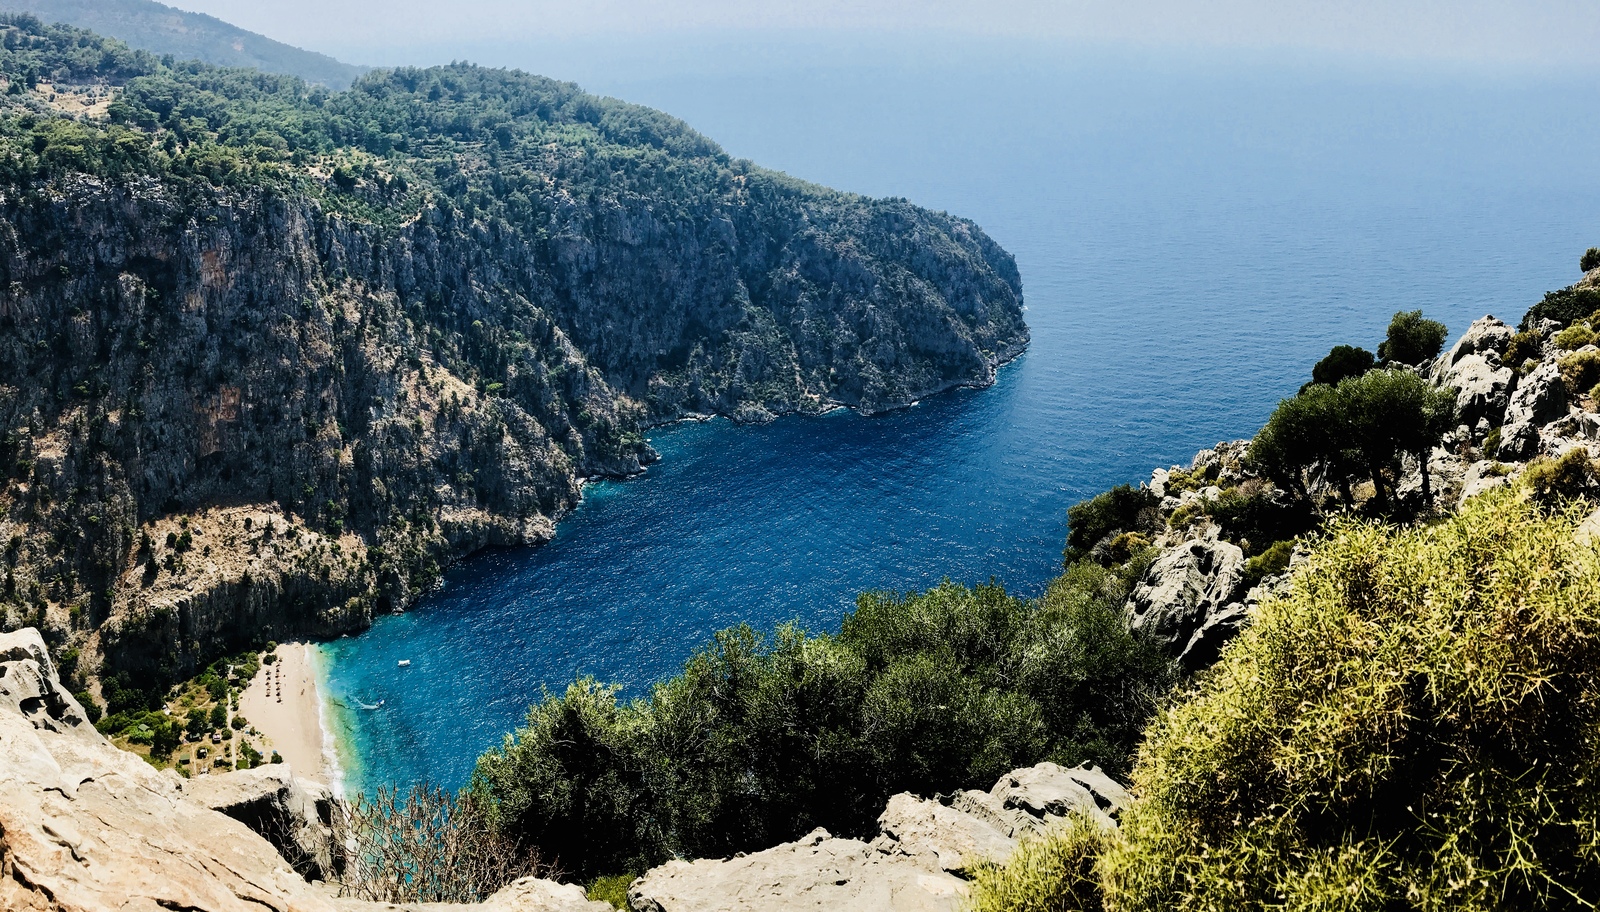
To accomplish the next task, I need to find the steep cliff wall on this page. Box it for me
[0,20,1028,694]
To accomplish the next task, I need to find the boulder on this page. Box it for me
[0,629,601,912]
[629,762,1132,912]
[1458,460,1513,506]
[1438,353,1514,431]
[628,829,968,912]
[1126,537,1246,664]
[1149,467,1169,497]
[873,793,1015,875]
[181,765,334,880]
[1499,360,1569,460]
[1440,316,1514,368]
[989,762,1132,830]
[1394,447,1470,506]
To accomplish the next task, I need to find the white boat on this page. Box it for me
[397,659,411,667]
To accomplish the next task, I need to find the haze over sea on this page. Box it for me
[318,39,1600,792]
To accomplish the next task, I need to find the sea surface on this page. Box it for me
[318,41,1600,793]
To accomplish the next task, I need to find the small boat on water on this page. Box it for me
[398,659,411,667]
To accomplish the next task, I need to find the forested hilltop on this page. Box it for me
[0,15,1027,706]
[14,0,367,88]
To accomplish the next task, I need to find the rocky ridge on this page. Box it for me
[1113,271,1600,669]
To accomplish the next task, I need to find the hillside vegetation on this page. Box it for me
[12,0,367,88]
[0,16,1026,709]
[470,572,1175,880]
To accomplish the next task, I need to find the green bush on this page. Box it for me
[1307,344,1375,388]
[586,874,635,909]
[1552,322,1597,350]
[1161,463,1219,496]
[1064,485,1160,565]
[969,816,1111,912]
[1523,284,1600,329]
[73,690,102,722]
[1521,447,1599,506]
[1582,247,1600,272]
[1502,329,1542,371]
[1376,310,1447,365]
[469,577,1175,881]
[1241,538,1293,585]
[1203,486,1316,556]
[1558,348,1600,393]
[973,488,1600,911]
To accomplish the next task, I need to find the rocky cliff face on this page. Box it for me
[0,27,1027,693]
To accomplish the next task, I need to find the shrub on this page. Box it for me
[470,577,1175,881]
[586,874,635,909]
[1162,463,1219,496]
[1552,322,1597,350]
[1240,538,1293,585]
[987,489,1600,911]
[1204,487,1316,555]
[1582,246,1600,272]
[969,816,1112,912]
[1502,329,1542,371]
[73,690,102,722]
[1098,531,1150,565]
[1376,310,1447,365]
[1064,485,1160,565]
[1523,284,1600,329]
[331,785,540,903]
[1307,344,1375,388]
[1521,447,1599,506]
[1558,347,1600,392]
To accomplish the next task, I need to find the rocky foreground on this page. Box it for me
[2,625,1126,912]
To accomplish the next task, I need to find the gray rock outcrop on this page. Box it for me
[628,761,1131,912]
[1440,315,1515,367]
[1499,359,1570,459]
[1438,353,1514,432]
[1125,536,1247,670]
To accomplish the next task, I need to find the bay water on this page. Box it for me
[318,41,1600,792]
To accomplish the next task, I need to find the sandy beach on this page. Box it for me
[238,643,329,784]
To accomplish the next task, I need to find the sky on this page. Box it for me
[167,0,1599,70]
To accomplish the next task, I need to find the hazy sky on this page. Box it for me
[169,0,1599,69]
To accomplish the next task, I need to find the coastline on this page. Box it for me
[238,643,335,788]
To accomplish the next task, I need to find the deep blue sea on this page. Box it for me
[318,41,1600,793]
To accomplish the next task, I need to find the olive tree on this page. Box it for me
[1377,310,1448,365]
[1252,369,1454,510]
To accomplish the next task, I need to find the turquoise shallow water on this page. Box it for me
[318,45,1600,793]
